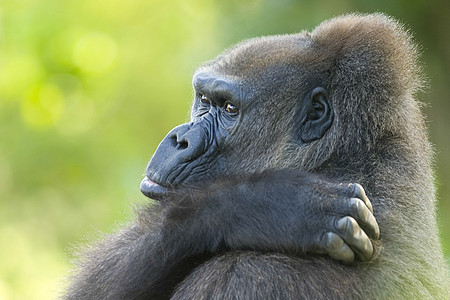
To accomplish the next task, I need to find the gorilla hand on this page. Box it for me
[317,183,379,263]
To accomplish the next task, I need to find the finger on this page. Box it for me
[336,216,374,261]
[349,183,373,213]
[322,232,355,264]
[346,197,380,239]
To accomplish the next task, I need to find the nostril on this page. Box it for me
[177,140,188,150]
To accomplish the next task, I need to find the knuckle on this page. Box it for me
[350,198,368,218]
[325,232,343,251]
[345,216,359,235]
[353,183,365,195]
[351,183,369,203]
[337,216,359,236]
[349,197,362,211]
[348,217,358,231]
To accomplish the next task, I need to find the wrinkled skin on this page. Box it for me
[143,73,245,192]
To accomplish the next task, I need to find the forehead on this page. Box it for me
[196,33,313,78]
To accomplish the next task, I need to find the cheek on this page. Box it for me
[217,112,239,137]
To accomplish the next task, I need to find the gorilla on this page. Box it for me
[64,13,449,299]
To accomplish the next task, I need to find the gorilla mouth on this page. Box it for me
[140,177,169,201]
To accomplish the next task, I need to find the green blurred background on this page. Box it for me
[0,0,449,299]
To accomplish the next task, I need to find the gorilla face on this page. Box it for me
[140,73,243,200]
[140,72,245,200]
[141,36,333,201]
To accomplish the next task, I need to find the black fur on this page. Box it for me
[64,13,449,299]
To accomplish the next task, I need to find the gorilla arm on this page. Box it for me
[65,170,379,299]
[162,170,379,263]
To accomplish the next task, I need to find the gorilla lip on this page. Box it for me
[140,177,169,201]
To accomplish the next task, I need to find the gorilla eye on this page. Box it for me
[200,95,210,105]
[225,103,239,115]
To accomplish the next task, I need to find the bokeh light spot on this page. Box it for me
[0,54,44,100]
[21,83,65,128]
[73,32,118,74]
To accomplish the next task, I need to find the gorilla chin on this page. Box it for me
[140,177,169,201]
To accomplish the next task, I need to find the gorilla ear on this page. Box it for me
[299,87,333,143]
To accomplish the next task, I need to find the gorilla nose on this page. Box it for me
[145,123,208,186]
[170,127,206,161]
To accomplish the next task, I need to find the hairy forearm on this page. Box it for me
[162,170,378,262]
[163,171,317,253]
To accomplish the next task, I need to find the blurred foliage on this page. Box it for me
[0,0,449,299]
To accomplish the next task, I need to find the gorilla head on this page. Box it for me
[140,14,420,202]
[141,34,339,199]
